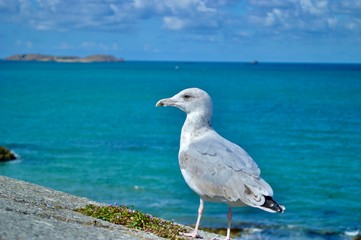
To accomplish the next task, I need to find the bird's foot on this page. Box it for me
[180,231,203,239]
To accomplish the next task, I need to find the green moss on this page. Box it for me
[75,204,187,240]
[0,146,16,161]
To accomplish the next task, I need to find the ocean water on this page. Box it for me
[1,61,360,239]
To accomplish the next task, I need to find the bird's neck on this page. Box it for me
[180,112,212,147]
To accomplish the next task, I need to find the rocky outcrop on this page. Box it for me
[0,146,16,161]
[0,176,222,240]
[79,55,122,62]
[5,54,55,61]
[4,54,124,63]
[0,176,163,240]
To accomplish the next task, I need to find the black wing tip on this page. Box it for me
[263,196,286,213]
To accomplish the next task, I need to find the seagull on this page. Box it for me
[156,88,285,240]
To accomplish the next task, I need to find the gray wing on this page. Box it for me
[179,131,273,207]
[194,131,261,178]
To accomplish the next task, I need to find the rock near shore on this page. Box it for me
[0,146,16,162]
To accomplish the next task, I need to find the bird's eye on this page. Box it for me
[184,94,191,100]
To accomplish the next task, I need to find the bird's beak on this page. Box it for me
[156,98,177,107]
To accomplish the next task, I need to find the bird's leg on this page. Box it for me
[226,206,232,240]
[181,198,204,238]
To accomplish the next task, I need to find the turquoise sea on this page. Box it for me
[1,61,360,239]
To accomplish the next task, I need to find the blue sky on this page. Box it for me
[1,0,360,62]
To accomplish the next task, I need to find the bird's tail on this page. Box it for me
[258,196,285,213]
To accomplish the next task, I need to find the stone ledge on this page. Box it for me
[0,176,222,240]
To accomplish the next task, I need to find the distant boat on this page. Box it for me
[250,60,259,65]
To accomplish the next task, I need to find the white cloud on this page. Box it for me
[246,0,361,37]
[162,0,217,13]
[337,0,361,13]
[1,0,360,43]
[326,17,337,28]
[37,0,60,13]
[163,16,186,30]
[132,0,222,31]
[31,20,53,30]
[264,8,284,26]
[197,1,216,13]
[133,0,164,12]
[299,0,328,15]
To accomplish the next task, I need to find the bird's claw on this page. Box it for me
[180,231,203,239]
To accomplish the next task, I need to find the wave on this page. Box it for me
[234,224,360,240]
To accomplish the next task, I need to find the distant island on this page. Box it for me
[4,54,124,63]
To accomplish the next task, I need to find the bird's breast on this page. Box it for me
[178,150,190,170]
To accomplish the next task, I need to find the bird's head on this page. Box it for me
[156,88,213,117]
